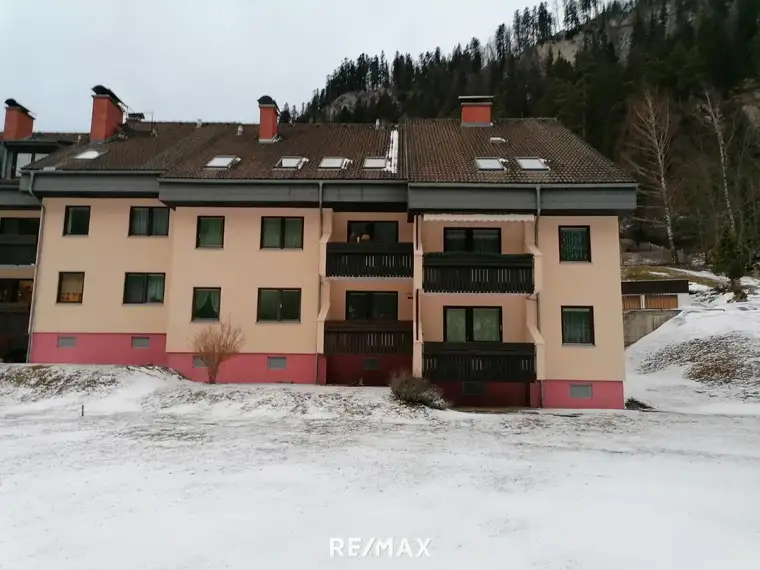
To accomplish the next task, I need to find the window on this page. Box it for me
[192,356,206,368]
[131,336,150,349]
[559,226,591,262]
[57,336,76,348]
[363,157,387,169]
[0,279,33,303]
[14,153,33,177]
[0,218,39,236]
[516,157,550,171]
[443,228,501,254]
[129,207,169,236]
[569,384,592,399]
[123,273,165,304]
[75,150,102,160]
[260,217,303,249]
[257,288,301,322]
[276,156,308,169]
[346,291,398,320]
[205,155,240,169]
[475,157,505,171]
[561,306,595,345]
[267,356,287,370]
[346,221,398,243]
[63,206,91,236]
[444,307,501,342]
[196,216,224,248]
[319,157,349,169]
[57,272,84,303]
[192,288,221,321]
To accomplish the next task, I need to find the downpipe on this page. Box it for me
[314,182,324,384]
[26,172,42,362]
[534,185,544,408]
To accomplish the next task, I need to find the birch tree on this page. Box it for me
[625,89,679,263]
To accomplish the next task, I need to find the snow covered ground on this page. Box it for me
[2,360,760,569]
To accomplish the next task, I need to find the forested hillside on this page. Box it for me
[288,0,760,267]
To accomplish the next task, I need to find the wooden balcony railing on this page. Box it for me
[0,235,37,265]
[423,252,534,294]
[324,320,413,355]
[326,242,413,278]
[423,342,536,383]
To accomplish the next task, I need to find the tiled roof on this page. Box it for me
[165,123,403,180]
[405,118,635,185]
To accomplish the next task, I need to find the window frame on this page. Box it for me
[443,227,502,253]
[191,287,222,322]
[259,216,304,249]
[122,272,166,305]
[558,225,591,262]
[128,207,170,237]
[63,206,91,236]
[256,288,302,323]
[56,272,85,304]
[346,221,399,243]
[443,306,503,343]
[345,290,399,321]
[195,216,225,249]
[561,306,595,345]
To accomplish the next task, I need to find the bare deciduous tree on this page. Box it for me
[190,317,244,384]
[625,88,679,263]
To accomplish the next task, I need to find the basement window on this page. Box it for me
[74,149,102,160]
[319,157,350,169]
[475,157,506,171]
[516,157,550,171]
[205,155,240,169]
[363,157,387,169]
[277,156,308,169]
[569,384,592,399]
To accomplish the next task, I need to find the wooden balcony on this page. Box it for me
[326,242,413,278]
[423,252,533,294]
[0,235,37,265]
[423,342,536,383]
[323,320,413,355]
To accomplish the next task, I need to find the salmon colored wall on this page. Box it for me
[538,216,625,382]
[421,221,526,254]
[32,198,172,334]
[419,294,529,343]
[327,280,413,321]
[164,207,321,354]
[330,212,412,242]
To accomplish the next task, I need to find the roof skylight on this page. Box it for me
[205,155,241,169]
[319,157,350,169]
[475,157,506,171]
[363,157,387,169]
[516,157,550,171]
[277,156,308,169]
[75,150,102,160]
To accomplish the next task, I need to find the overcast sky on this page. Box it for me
[0,0,527,132]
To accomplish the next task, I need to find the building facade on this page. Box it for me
[19,86,636,409]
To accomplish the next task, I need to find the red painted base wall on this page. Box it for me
[436,381,541,408]
[325,355,411,386]
[166,353,326,384]
[541,379,624,409]
[30,333,167,366]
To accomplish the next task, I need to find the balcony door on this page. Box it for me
[347,221,398,244]
[443,228,500,254]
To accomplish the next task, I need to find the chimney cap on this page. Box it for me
[91,85,123,105]
[257,95,280,113]
[4,98,33,116]
[458,95,494,105]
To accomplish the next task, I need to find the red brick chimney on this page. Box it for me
[3,99,34,141]
[90,85,125,142]
[459,95,493,126]
[257,95,279,142]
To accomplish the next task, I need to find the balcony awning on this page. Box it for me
[423,214,535,223]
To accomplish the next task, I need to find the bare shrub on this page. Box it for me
[389,369,449,410]
[190,317,244,384]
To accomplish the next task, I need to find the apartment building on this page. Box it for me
[0,99,82,360]
[18,86,636,409]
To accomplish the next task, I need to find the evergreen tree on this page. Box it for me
[711,224,747,293]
